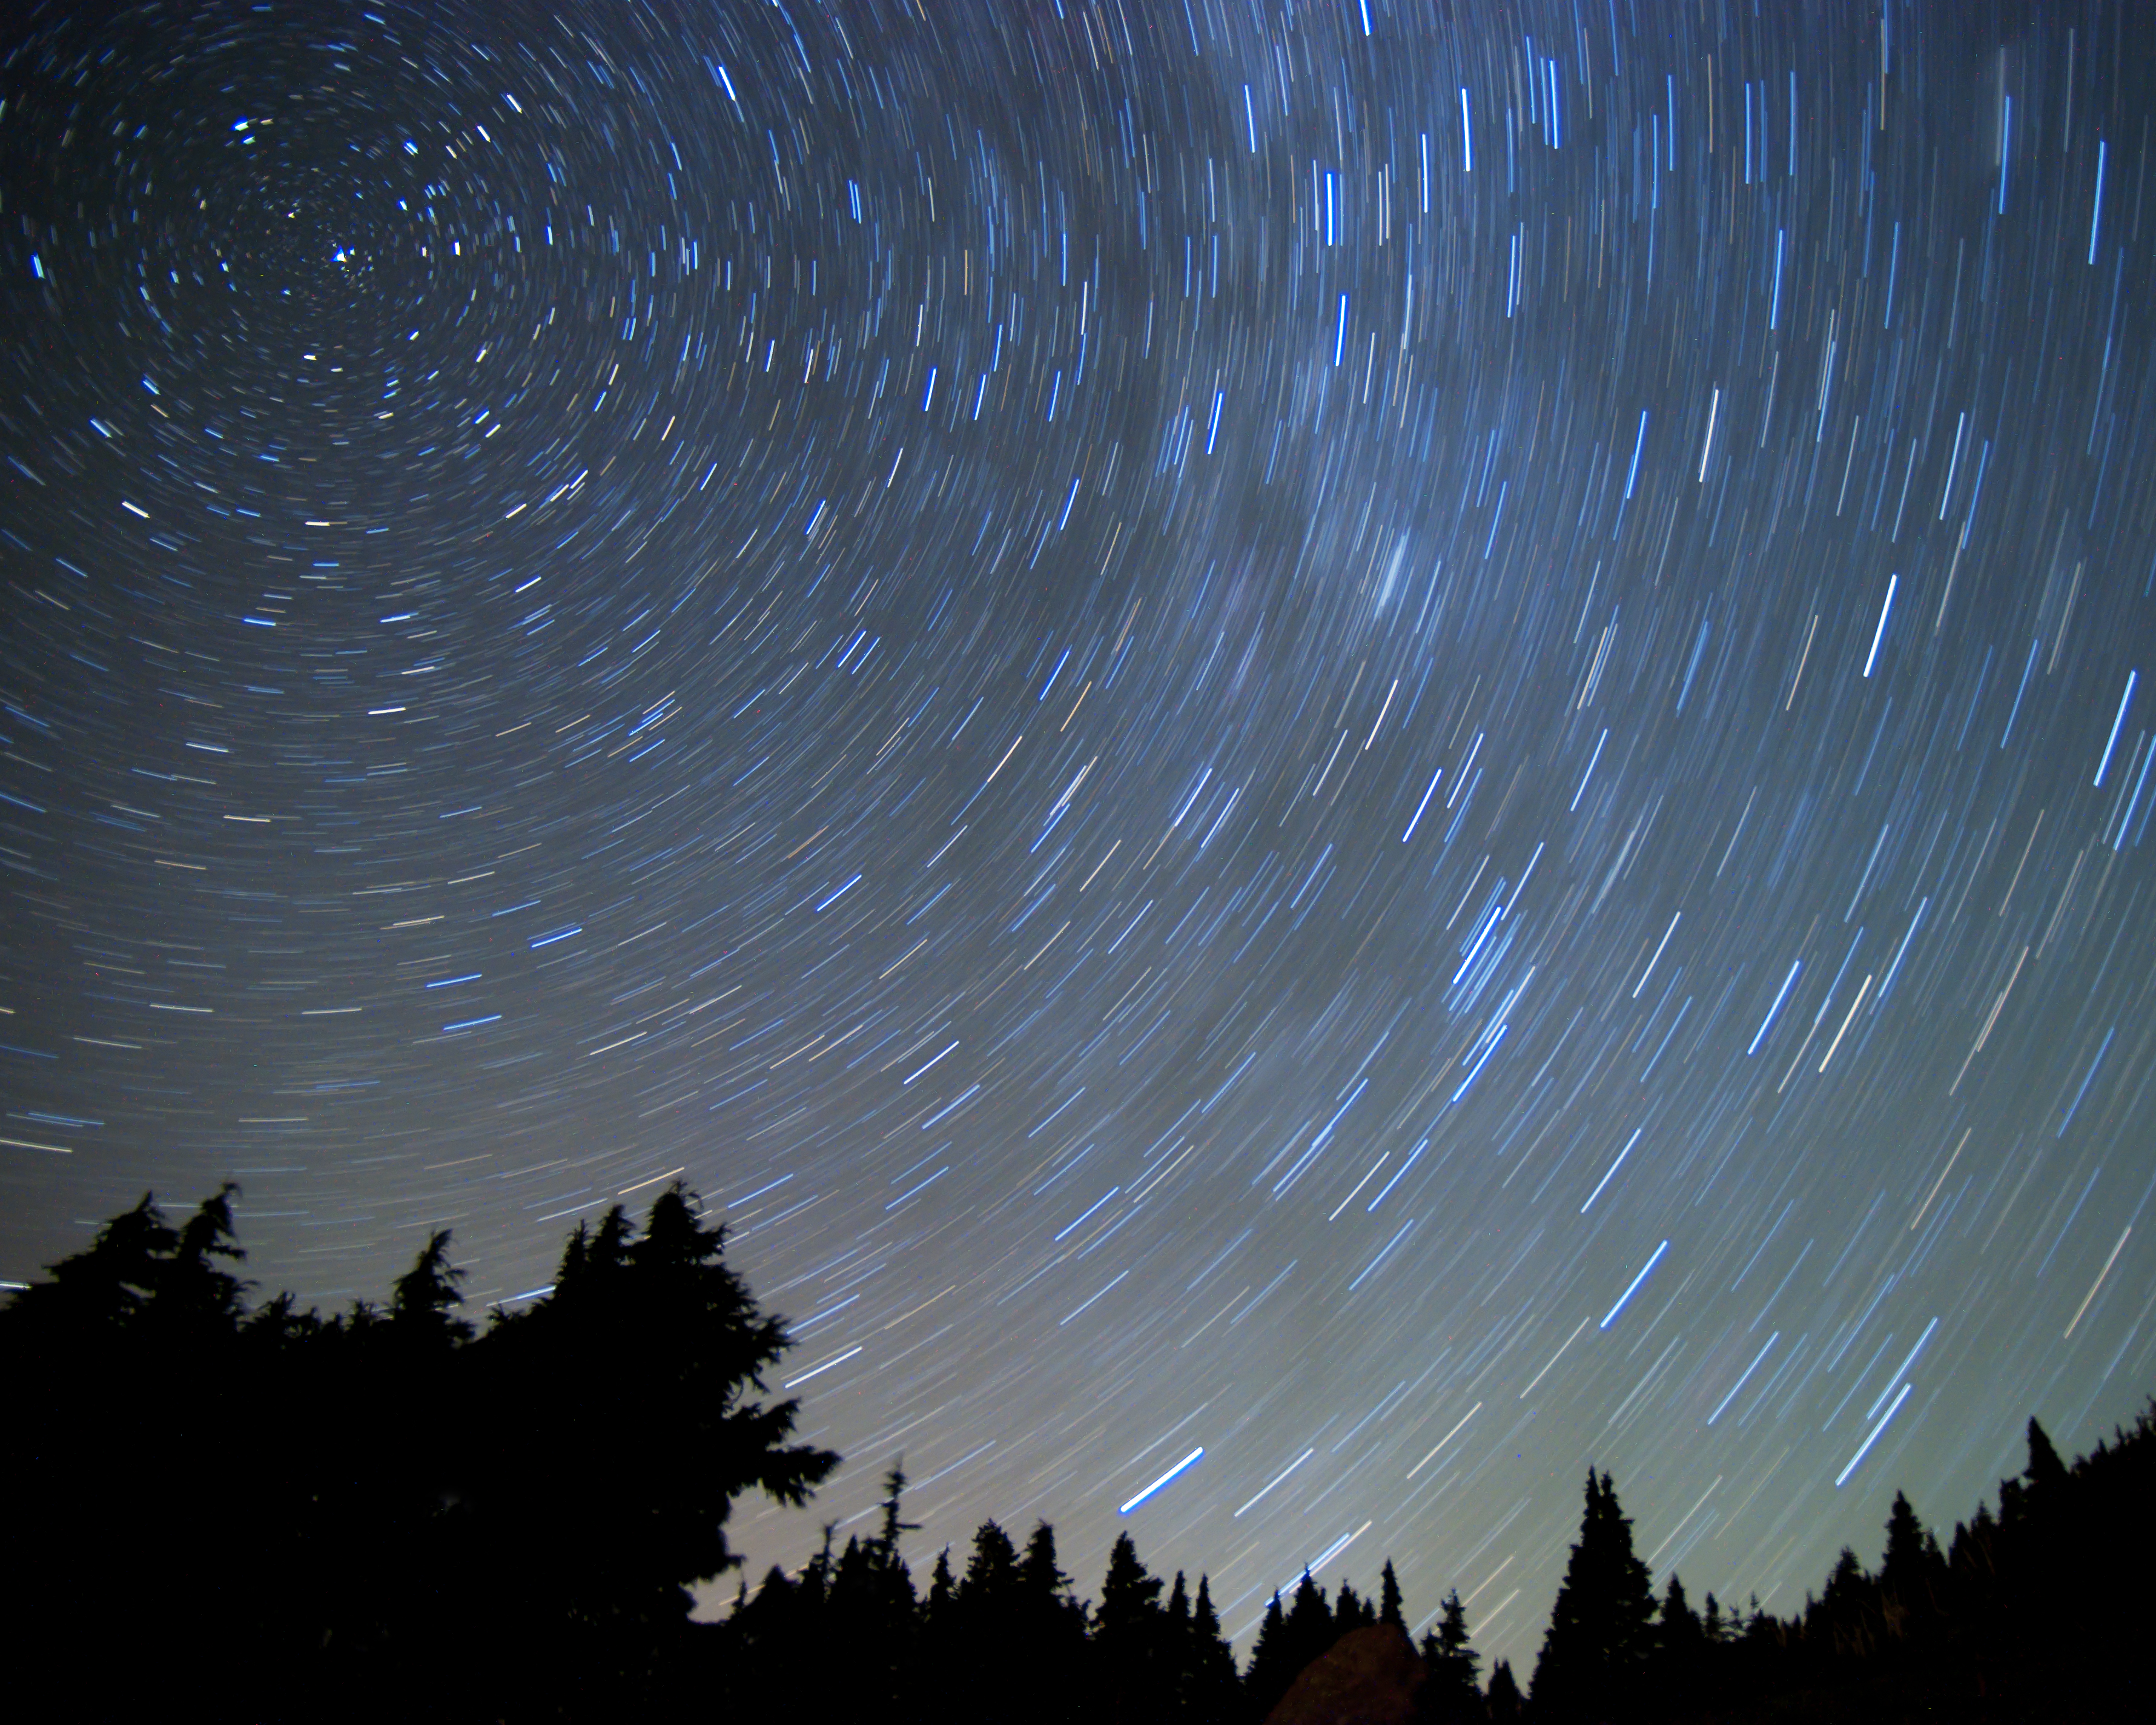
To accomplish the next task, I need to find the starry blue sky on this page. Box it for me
[3,0,2153,1674]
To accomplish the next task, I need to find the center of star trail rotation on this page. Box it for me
[2,0,2152,1674]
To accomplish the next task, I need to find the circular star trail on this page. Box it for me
[4,0,2154,1669]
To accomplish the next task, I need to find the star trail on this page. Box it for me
[3,0,2154,1672]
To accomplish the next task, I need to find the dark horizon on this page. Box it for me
[4,0,2155,1685]
[7,1184,2143,1723]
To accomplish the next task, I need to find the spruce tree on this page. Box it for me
[1285,1568,1334,1667]
[1658,1573,1702,1646]
[453,1183,836,1716]
[1807,1546,1875,1663]
[0,1190,177,1343]
[1530,1471,1659,1721]
[388,1228,472,1344]
[963,1520,1023,1601]
[874,1461,922,1569]
[1097,1533,1168,1722]
[1238,1568,1342,1717]
[1021,1520,1075,1605]
[1418,1588,1482,1721]
[925,1548,957,1621]
[1015,1523,1086,1723]
[1880,1494,1922,1577]
[1244,1592,1295,1718]
[1485,1657,1525,1721]
[1189,1577,1242,1721]
[2024,1417,2068,1495]
[153,1182,250,1339]
[4,1182,848,1724]
[1378,1558,1406,1630]
[1162,1572,1196,1720]
[1100,1531,1167,1627]
[1651,1573,1705,1710]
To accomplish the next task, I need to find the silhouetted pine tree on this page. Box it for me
[2023,1415,2068,1497]
[1097,1531,1168,1722]
[1484,1657,1524,1721]
[1237,1569,1341,1718]
[1187,1575,1244,1723]
[1016,1522,1088,1724]
[1648,1572,1705,1712]
[1875,1489,1948,1649]
[1529,1471,1659,1722]
[0,1189,177,1343]
[1699,1589,1730,1643]
[1243,1592,1295,1720]
[151,1180,251,1339]
[963,1518,1023,1600]
[1285,1568,1335,1669]
[942,1520,1030,1724]
[1377,1559,1406,1631]
[1417,1588,1482,1722]
[1804,1544,1873,1661]
[389,1228,472,1343]
[471,1184,839,1718]
[1,1189,259,1712]
[925,1546,957,1621]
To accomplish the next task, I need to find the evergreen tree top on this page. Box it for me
[1097,1529,1165,1637]
[1532,1469,1659,1718]
[1020,1520,1072,1598]
[1378,1558,1406,1630]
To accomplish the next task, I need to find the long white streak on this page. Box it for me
[784,1345,863,1388]
[1624,410,1648,498]
[1402,767,1444,841]
[1601,1240,1669,1328]
[1364,678,1398,749]
[1519,1316,1592,1399]
[1647,1476,1727,1564]
[1633,912,1682,998]
[1816,974,1875,1073]
[2089,137,2107,265]
[1328,1155,1390,1222]
[2064,1226,2131,1340]
[1406,1401,1483,1478]
[1863,574,1897,677]
[1835,1382,1913,1487]
[2094,670,2136,785]
[1908,1128,1971,1231]
[1234,1448,1314,1517]
[1305,1519,1371,1577]
[1581,1129,1643,1214]
[1707,1337,1778,1424]
[1571,727,1608,812]
[1748,960,1802,1056]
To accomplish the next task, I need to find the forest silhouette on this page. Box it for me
[4,1185,2146,1723]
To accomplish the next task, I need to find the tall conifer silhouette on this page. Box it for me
[1530,1470,1659,1721]
[1418,1586,1482,1720]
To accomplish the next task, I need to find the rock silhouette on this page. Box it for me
[1261,1623,1427,1725]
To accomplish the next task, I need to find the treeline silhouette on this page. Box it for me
[4,1187,2146,1723]
[2,1182,836,1722]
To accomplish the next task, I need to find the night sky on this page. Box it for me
[4,0,2154,1672]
